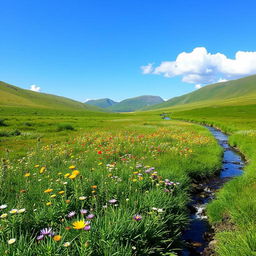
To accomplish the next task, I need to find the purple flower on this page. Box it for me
[80,209,88,215]
[83,221,91,231]
[108,199,117,204]
[133,214,142,221]
[86,214,95,219]
[40,228,54,236]
[67,211,76,218]
[36,235,44,241]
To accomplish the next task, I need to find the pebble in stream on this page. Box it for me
[181,126,244,256]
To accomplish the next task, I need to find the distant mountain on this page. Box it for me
[142,74,256,111]
[107,95,164,112]
[85,98,117,108]
[0,81,103,112]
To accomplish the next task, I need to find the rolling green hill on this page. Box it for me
[142,75,256,111]
[107,95,164,112]
[86,98,117,108]
[0,81,102,112]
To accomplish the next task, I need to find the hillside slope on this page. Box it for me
[142,75,256,111]
[107,95,164,112]
[86,98,117,108]
[0,81,102,111]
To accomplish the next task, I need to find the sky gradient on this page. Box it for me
[1,0,256,102]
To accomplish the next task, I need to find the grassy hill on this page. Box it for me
[142,75,256,111]
[107,95,164,112]
[86,98,117,108]
[0,81,102,112]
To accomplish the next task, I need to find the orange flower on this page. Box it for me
[72,170,80,176]
[53,235,62,241]
[44,188,53,193]
[91,185,97,189]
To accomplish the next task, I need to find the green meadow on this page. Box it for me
[1,75,256,255]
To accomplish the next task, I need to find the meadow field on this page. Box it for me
[169,104,256,256]
[0,106,223,255]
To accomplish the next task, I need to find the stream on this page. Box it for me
[181,126,245,255]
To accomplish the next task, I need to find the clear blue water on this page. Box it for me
[181,126,244,256]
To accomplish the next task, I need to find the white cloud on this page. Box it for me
[141,47,256,86]
[195,84,202,89]
[141,63,154,74]
[30,84,41,92]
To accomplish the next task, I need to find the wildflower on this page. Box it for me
[0,213,8,218]
[97,151,102,154]
[86,214,95,219]
[68,174,77,179]
[91,185,97,189]
[24,173,31,177]
[69,165,76,170]
[46,202,52,206]
[64,173,70,178]
[63,242,71,247]
[9,209,18,214]
[80,209,88,215]
[79,196,86,200]
[53,235,62,241]
[58,191,65,195]
[72,220,86,230]
[133,214,142,221]
[40,228,54,236]
[72,170,80,176]
[108,199,117,204]
[34,164,39,168]
[39,167,46,174]
[0,204,7,209]
[20,189,27,193]
[17,208,26,213]
[84,222,91,231]
[7,238,16,245]
[50,194,56,198]
[44,189,53,193]
[67,211,76,218]
[36,235,44,241]
[65,200,71,204]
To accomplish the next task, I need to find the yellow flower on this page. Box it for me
[9,209,18,214]
[34,164,39,168]
[0,213,8,219]
[91,185,97,189]
[7,238,16,245]
[68,174,77,179]
[53,235,62,241]
[50,194,56,198]
[72,220,86,229]
[40,167,46,174]
[24,173,31,177]
[64,173,70,178]
[17,208,26,213]
[58,172,62,175]
[132,179,137,182]
[72,170,80,176]
[44,189,53,193]
[69,165,76,170]
[98,162,102,166]
[46,202,52,206]
[58,191,65,195]
[79,196,86,200]
[91,190,96,194]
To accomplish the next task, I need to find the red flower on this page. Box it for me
[97,151,102,154]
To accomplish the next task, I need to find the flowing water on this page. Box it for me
[181,126,245,255]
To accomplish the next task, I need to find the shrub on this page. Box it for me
[56,123,75,132]
[0,119,7,126]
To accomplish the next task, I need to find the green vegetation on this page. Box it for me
[0,102,222,255]
[142,74,256,111]
[85,98,117,108]
[107,95,164,112]
[0,81,102,112]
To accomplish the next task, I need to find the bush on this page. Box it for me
[56,123,75,132]
[0,119,7,126]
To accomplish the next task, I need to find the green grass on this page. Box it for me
[166,104,256,256]
[142,74,256,111]
[0,106,222,255]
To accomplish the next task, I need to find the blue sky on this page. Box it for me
[1,0,256,102]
